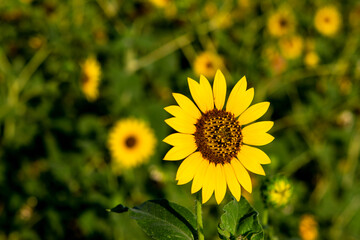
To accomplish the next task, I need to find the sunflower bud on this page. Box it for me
[261,175,292,208]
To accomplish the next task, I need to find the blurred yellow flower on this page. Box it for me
[314,6,341,36]
[163,70,274,204]
[28,35,45,49]
[108,118,156,170]
[304,52,320,68]
[279,35,303,59]
[194,52,224,78]
[18,197,37,221]
[336,110,354,128]
[80,56,101,102]
[93,28,108,45]
[267,7,296,37]
[149,0,170,8]
[264,47,287,75]
[149,0,177,18]
[337,77,352,95]
[349,4,360,29]
[299,214,318,240]
[204,2,218,18]
[238,0,250,9]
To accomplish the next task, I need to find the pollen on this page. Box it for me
[194,109,242,164]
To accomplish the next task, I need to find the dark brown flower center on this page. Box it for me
[324,16,330,23]
[206,61,214,69]
[194,109,242,165]
[125,135,137,148]
[279,18,288,28]
[81,74,89,85]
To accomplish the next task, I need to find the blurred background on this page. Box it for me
[1,0,360,239]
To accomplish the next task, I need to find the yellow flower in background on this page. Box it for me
[149,0,170,8]
[204,2,218,18]
[299,214,318,240]
[279,35,303,60]
[267,7,296,37]
[149,0,177,18]
[304,52,320,68]
[264,47,287,75]
[194,52,224,78]
[80,56,101,101]
[108,118,156,170]
[163,70,274,204]
[232,0,253,20]
[238,0,250,9]
[314,6,341,36]
[28,35,45,49]
[349,4,360,29]
[337,76,352,95]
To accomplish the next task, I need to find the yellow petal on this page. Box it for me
[163,133,196,146]
[176,152,203,185]
[242,121,274,133]
[223,163,241,201]
[163,143,197,161]
[191,158,209,194]
[238,102,270,125]
[164,105,197,123]
[241,145,271,164]
[214,164,227,204]
[237,148,265,175]
[213,70,227,110]
[188,78,208,113]
[243,133,274,146]
[227,87,254,117]
[226,76,247,113]
[172,93,201,119]
[199,75,214,111]
[231,158,252,193]
[165,117,196,134]
[242,121,274,146]
[202,162,216,203]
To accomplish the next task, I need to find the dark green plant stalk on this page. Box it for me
[195,193,204,240]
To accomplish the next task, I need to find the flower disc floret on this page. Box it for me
[195,109,242,165]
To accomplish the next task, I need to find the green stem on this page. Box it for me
[195,193,204,240]
[262,209,268,227]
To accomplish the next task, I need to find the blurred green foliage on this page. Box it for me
[1,0,360,239]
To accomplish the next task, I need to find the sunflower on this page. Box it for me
[349,4,360,29]
[304,51,320,68]
[193,52,224,78]
[163,70,274,204]
[314,6,341,36]
[267,7,296,37]
[263,47,287,75]
[80,56,101,101]
[299,214,318,240]
[108,118,156,170]
[279,35,304,60]
[149,0,170,8]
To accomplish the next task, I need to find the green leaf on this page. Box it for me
[218,198,264,240]
[110,199,197,240]
[109,204,129,213]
